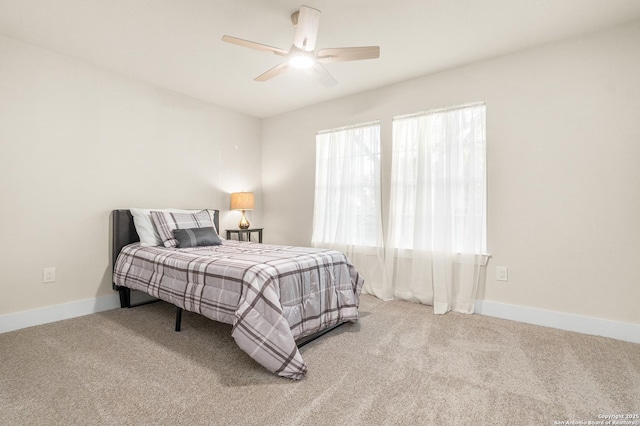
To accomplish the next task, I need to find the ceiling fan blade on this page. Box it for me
[309,64,338,88]
[293,6,321,52]
[222,35,288,57]
[254,63,290,82]
[317,46,380,63]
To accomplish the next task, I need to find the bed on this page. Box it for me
[111,209,364,379]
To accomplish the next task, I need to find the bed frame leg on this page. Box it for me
[175,307,183,332]
[118,287,131,308]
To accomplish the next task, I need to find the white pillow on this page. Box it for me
[130,208,218,247]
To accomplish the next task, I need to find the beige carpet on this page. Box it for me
[1,295,638,425]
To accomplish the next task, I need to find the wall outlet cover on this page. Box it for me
[43,267,56,283]
[497,266,508,282]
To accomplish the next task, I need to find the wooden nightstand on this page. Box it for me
[226,228,263,243]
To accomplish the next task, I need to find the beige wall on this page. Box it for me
[0,35,262,315]
[262,22,640,324]
[2,21,639,327]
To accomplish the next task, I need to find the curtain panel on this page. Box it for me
[311,122,386,290]
[368,103,489,314]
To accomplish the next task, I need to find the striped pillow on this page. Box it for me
[150,210,214,248]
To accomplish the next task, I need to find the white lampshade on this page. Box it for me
[230,192,255,211]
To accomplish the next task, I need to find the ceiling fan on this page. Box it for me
[221,5,380,87]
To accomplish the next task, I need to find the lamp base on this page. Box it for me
[238,210,250,229]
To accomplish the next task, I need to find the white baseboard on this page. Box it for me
[474,300,640,345]
[0,294,121,334]
[2,295,638,345]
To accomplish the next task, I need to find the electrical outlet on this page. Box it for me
[43,267,56,283]
[496,266,508,282]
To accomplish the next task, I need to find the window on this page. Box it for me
[388,103,486,254]
[312,121,382,247]
[312,106,487,313]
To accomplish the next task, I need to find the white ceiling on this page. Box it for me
[2,0,640,118]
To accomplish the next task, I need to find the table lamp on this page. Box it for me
[230,192,254,229]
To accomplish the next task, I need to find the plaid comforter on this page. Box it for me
[113,240,364,379]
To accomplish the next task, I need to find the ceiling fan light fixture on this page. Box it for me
[222,5,380,85]
[289,54,315,69]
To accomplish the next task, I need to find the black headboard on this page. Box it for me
[112,210,138,268]
[111,209,220,275]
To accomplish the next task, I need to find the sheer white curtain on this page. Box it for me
[372,103,489,314]
[311,122,386,289]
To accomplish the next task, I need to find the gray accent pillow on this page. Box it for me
[173,227,222,248]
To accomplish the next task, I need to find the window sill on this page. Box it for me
[388,249,491,266]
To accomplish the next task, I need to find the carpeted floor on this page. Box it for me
[1,295,638,425]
